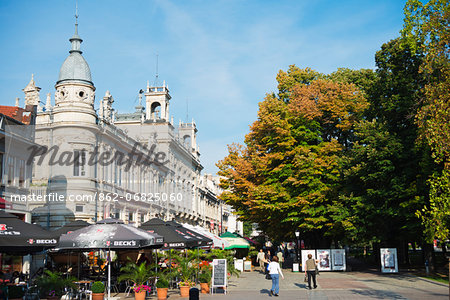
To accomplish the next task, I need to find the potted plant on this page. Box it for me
[118,261,153,300]
[198,269,211,294]
[91,281,105,300]
[7,286,25,300]
[36,270,77,300]
[174,254,195,298]
[155,278,169,300]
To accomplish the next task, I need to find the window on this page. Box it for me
[114,160,118,185]
[0,153,4,184]
[18,160,25,187]
[73,150,86,176]
[131,167,134,190]
[76,205,84,212]
[7,156,14,185]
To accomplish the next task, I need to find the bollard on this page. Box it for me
[189,287,199,300]
[425,260,429,275]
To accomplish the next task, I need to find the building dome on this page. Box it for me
[57,52,93,86]
[56,22,93,87]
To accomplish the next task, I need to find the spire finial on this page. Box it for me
[75,0,79,34]
[69,0,82,54]
[153,53,160,87]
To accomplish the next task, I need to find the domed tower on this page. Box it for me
[52,13,96,124]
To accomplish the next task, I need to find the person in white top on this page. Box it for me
[268,256,284,296]
[256,249,266,272]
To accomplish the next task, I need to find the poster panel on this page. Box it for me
[301,249,316,271]
[380,248,398,273]
[316,249,332,271]
[331,249,346,271]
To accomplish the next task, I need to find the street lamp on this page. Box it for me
[295,229,300,263]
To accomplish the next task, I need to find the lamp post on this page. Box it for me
[295,229,300,263]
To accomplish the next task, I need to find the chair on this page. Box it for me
[76,281,92,300]
[124,280,133,296]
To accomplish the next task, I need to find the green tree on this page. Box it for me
[402,0,450,242]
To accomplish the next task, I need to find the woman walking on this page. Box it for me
[268,256,284,296]
[305,254,317,289]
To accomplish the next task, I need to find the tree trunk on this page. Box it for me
[404,242,410,267]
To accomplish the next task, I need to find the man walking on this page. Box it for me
[305,254,318,289]
[256,249,266,272]
[277,249,284,268]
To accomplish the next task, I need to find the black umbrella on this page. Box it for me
[58,219,163,250]
[58,218,164,299]
[139,218,199,249]
[0,210,57,254]
[166,220,213,247]
[52,220,91,237]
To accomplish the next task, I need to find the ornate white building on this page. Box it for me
[18,19,225,230]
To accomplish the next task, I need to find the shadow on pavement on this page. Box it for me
[294,283,308,289]
[260,288,272,296]
[350,289,408,299]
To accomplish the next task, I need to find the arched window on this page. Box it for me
[183,135,191,148]
[151,102,161,119]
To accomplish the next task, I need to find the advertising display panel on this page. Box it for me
[316,249,332,271]
[380,248,398,273]
[331,249,346,271]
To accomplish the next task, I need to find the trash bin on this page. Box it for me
[189,287,199,300]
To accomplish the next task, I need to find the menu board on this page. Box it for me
[212,259,227,289]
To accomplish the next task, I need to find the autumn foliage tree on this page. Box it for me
[217,70,368,246]
[218,0,448,254]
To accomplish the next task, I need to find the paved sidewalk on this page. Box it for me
[113,269,449,299]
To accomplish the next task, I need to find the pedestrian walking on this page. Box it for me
[264,250,272,274]
[257,249,266,273]
[304,254,318,289]
[268,256,284,296]
[276,250,284,268]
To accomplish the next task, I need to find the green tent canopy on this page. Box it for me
[220,232,250,249]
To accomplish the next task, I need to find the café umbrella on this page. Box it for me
[220,232,251,250]
[0,210,57,254]
[58,219,164,299]
[166,220,213,248]
[139,218,200,249]
[52,220,90,237]
[182,223,230,249]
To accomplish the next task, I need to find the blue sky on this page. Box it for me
[0,0,407,174]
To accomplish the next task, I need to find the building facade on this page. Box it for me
[10,20,226,231]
